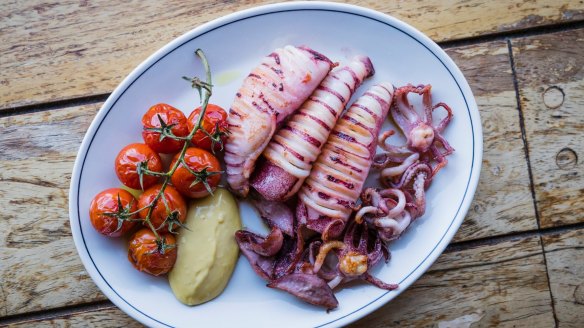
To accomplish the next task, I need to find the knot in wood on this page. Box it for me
[555,147,578,170]
[473,203,485,215]
[542,86,564,109]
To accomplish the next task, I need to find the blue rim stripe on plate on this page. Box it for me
[76,8,475,328]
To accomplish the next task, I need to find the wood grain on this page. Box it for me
[2,236,555,327]
[446,41,538,242]
[2,0,583,110]
[0,40,540,315]
[353,236,555,327]
[0,104,106,316]
[511,29,584,228]
[4,306,140,328]
[542,228,584,327]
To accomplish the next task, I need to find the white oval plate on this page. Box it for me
[69,2,482,327]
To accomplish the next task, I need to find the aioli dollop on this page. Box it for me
[169,188,241,305]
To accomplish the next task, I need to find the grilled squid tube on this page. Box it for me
[225,46,334,197]
[296,83,395,240]
[251,56,374,201]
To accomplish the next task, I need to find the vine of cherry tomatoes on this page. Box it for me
[89,98,228,276]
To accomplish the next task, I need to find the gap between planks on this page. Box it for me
[446,221,584,253]
[1,222,583,326]
[2,20,584,118]
[0,301,114,327]
[507,38,559,327]
[439,19,584,49]
[0,94,110,119]
[506,39,542,231]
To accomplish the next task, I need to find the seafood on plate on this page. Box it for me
[360,84,455,241]
[296,83,395,240]
[230,48,456,310]
[251,55,375,201]
[236,200,398,310]
[90,44,458,311]
[224,45,334,197]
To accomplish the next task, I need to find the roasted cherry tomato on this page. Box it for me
[115,143,163,190]
[138,184,187,233]
[170,147,221,198]
[127,228,177,276]
[89,188,138,237]
[142,103,189,154]
[187,104,229,152]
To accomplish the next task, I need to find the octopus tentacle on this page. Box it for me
[356,224,369,254]
[387,83,455,155]
[327,275,344,289]
[412,171,428,216]
[429,144,448,176]
[434,133,455,156]
[367,231,385,266]
[389,162,432,190]
[377,130,394,151]
[374,212,409,231]
[362,188,389,213]
[355,206,382,224]
[372,151,413,169]
[362,272,399,290]
[377,130,410,155]
[379,188,406,218]
[377,130,413,159]
[380,152,420,181]
[393,85,427,131]
[312,241,345,274]
[432,102,453,133]
[422,84,434,124]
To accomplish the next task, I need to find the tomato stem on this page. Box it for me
[144,114,192,142]
[140,49,214,242]
[101,195,138,233]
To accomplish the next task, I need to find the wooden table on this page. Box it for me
[1,1,583,327]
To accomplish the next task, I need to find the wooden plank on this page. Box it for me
[0,103,106,316]
[4,307,140,328]
[1,0,583,110]
[0,40,539,315]
[446,41,538,242]
[511,29,584,228]
[353,236,555,327]
[542,228,584,327]
[3,236,555,327]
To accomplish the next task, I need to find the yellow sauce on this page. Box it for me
[119,185,142,199]
[215,69,241,86]
[168,188,241,305]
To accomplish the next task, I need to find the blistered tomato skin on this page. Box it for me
[187,104,229,152]
[138,184,187,233]
[89,188,137,237]
[170,147,222,198]
[128,228,177,276]
[142,103,189,154]
[115,143,163,190]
